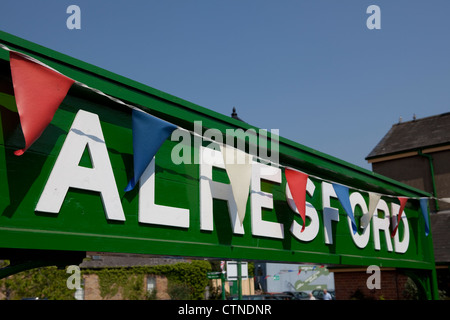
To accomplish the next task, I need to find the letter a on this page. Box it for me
[35,110,125,221]
[366,5,381,30]
[66,265,81,290]
[66,5,81,30]
[366,265,381,289]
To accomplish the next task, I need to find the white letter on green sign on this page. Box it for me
[35,109,125,221]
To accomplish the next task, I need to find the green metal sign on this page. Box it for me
[207,272,222,280]
[0,31,436,278]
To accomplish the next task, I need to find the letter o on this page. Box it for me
[349,192,370,248]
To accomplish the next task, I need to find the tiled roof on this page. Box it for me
[366,112,450,159]
[79,252,190,268]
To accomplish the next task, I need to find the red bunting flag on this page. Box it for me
[9,52,74,155]
[391,197,408,237]
[285,168,308,232]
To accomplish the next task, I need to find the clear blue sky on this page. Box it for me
[1,1,449,170]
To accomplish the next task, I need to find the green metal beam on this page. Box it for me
[418,149,440,211]
[0,249,85,280]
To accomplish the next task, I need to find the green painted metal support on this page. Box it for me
[221,272,226,300]
[418,149,440,212]
[0,30,440,300]
[237,260,242,300]
[402,268,439,300]
[431,267,440,300]
[0,249,85,280]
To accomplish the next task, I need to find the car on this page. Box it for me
[282,291,310,300]
[312,289,335,300]
[270,294,295,300]
[228,293,295,300]
[227,294,271,300]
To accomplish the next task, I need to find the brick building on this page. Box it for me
[78,252,189,300]
[365,113,450,298]
[366,112,450,214]
[330,113,450,300]
[332,268,410,300]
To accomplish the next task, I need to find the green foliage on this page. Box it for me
[437,269,450,300]
[143,260,212,300]
[168,282,192,300]
[93,268,146,300]
[403,277,419,300]
[0,260,212,300]
[0,260,9,268]
[1,266,76,300]
[84,259,212,300]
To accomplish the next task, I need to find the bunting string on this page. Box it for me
[0,44,161,113]
[0,43,444,238]
[182,119,447,207]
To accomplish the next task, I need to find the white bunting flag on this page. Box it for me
[221,145,252,225]
[440,198,450,204]
[361,192,381,229]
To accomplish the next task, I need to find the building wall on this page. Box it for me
[210,278,255,296]
[433,150,450,209]
[371,150,450,212]
[333,269,409,300]
[82,274,169,300]
[83,274,103,300]
[82,274,253,300]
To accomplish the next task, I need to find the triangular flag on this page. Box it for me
[9,52,75,155]
[440,198,450,204]
[285,168,308,232]
[333,183,358,234]
[419,198,430,237]
[221,145,252,225]
[391,197,408,238]
[125,109,177,191]
[361,192,381,229]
